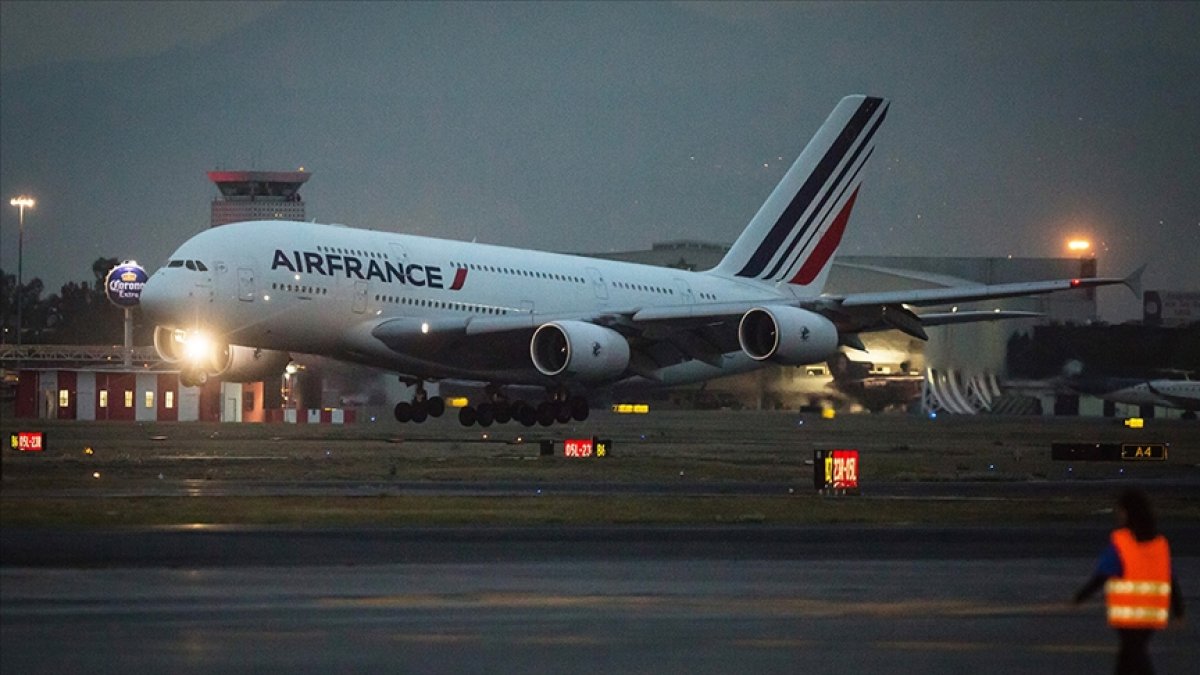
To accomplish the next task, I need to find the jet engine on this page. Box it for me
[737,306,839,366]
[530,320,630,382]
[154,326,290,384]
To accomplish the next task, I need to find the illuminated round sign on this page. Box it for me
[105,261,148,307]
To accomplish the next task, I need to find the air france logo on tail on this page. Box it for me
[713,95,888,294]
[271,249,468,290]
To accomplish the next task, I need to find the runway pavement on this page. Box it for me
[3,412,1197,672]
[3,526,1197,674]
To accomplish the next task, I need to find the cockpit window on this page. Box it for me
[169,259,209,271]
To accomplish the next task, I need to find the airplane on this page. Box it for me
[139,95,1141,427]
[1067,376,1200,417]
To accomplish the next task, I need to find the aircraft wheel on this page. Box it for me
[569,396,589,421]
[494,402,512,424]
[458,406,477,427]
[514,402,537,427]
[477,403,495,427]
[181,369,208,388]
[410,401,428,423]
[426,396,445,418]
[555,403,573,424]
[1183,411,1197,421]
[537,402,556,426]
[394,402,412,423]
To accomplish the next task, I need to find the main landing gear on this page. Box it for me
[393,381,445,423]
[458,387,589,428]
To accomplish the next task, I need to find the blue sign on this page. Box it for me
[105,261,148,307]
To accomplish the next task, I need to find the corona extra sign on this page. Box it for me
[105,261,148,307]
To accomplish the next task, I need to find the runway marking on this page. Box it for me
[390,633,480,644]
[875,640,990,652]
[1034,644,1112,654]
[318,595,1077,620]
[321,593,669,610]
[517,635,605,646]
[733,639,817,649]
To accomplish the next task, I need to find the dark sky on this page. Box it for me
[2,1,1197,321]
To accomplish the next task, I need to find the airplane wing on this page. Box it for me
[365,269,1137,378]
[822,266,1142,340]
[837,268,1140,308]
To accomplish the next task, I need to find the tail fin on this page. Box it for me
[711,95,888,294]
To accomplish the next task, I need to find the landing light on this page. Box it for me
[182,331,213,363]
[420,322,430,334]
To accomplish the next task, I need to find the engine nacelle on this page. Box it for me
[153,326,189,364]
[738,306,839,366]
[153,326,289,382]
[530,320,630,382]
[220,346,291,382]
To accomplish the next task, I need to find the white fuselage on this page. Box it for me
[141,220,791,386]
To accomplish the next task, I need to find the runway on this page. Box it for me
[3,412,1198,672]
[3,526,1197,674]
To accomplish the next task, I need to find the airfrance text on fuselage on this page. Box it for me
[271,249,467,290]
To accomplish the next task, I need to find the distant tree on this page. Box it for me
[92,257,118,292]
[1,258,149,345]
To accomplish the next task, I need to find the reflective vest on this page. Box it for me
[1105,528,1171,629]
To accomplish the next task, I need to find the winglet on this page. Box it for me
[1123,263,1146,298]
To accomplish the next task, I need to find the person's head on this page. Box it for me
[1116,488,1157,540]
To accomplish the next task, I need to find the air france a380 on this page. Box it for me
[139,95,1139,426]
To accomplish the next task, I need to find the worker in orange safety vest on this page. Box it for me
[1074,488,1185,674]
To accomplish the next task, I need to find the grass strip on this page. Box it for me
[5,495,1199,527]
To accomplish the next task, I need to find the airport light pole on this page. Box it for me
[9,195,35,348]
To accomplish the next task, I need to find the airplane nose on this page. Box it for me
[138,272,175,324]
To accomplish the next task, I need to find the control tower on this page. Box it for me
[207,170,311,227]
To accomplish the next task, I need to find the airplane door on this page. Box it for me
[352,280,368,314]
[673,279,695,304]
[237,267,255,302]
[586,267,608,301]
[389,243,409,263]
[673,279,695,316]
